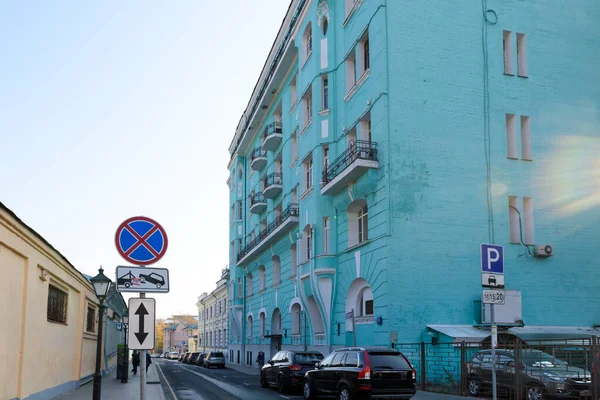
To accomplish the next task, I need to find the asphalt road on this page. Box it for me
[155,359,304,400]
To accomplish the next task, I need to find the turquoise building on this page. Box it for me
[226,0,600,367]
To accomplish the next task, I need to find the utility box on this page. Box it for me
[116,344,128,380]
[482,290,522,324]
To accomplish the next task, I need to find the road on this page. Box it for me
[155,358,479,400]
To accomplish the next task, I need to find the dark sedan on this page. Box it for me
[260,351,324,394]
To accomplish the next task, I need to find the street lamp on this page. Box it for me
[91,266,112,400]
[121,315,129,383]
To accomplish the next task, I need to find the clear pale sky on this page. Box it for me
[0,1,291,318]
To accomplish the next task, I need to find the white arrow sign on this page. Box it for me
[128,298,156,350]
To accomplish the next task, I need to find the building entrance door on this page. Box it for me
[270,337,282,360]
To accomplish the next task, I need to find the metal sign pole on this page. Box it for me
[139,293,147,400]
[491,303,497,400]
[351,309,357,347]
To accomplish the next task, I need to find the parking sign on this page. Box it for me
[480,244,504,274]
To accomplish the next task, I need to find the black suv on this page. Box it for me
[467,349,592,399]
[260,351,324,393]
[304,347,416,400]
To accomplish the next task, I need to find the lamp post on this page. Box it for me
[121,315,129,383]
[91,266,112,400]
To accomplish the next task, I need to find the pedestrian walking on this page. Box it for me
[146,351,152,373]
[256,351,265,370]
[132,351,140,375]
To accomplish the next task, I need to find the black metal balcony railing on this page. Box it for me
[251,147,267,161]
[262,122,283,140]
[250,192,266,206]
[237,203,299,261]
[263,172,283,188]
[321,140,378,186]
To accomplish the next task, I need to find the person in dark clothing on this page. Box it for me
[256,351,265,370]
[146,351,152,373]
[132,351,140,375]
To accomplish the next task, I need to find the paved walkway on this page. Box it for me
[54,362,165,400]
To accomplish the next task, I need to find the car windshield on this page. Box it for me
[522,351,568,368]
[294,353,324,364]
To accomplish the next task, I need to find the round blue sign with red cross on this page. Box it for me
[115,216,168,266]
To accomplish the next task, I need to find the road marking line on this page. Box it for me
[280,396,290,399]
[155,362,179,400]
[243,382,249,386]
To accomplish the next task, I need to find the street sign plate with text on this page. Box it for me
[116,266,169,293]
[128,298,156,350]
[482,289,506,305]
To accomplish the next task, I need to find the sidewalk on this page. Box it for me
[54,362,165,400]
[225,362,260,376]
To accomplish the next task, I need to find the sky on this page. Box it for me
[0,1,291,319]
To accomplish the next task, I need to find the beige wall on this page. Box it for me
[0,206,103,400]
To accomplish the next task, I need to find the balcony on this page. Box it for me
[250,147,267,171]
[321,140,378,196]
[262,122,283,151]
[249,193,267,214]
[237,203,299,265]
[262,172,282,199]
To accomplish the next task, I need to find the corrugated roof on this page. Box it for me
[427,325,490,343]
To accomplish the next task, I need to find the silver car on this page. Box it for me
[203,351,225,368]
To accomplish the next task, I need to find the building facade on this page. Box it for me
[163,321,188,354]
[184,323,199,352]
[226,0,600,366]
[0,201,127,400]
[197,268,229,356]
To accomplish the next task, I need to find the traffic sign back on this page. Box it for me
[115,216,168,266]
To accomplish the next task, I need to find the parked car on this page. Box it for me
[260,351,324,394]
[178,353,186,362]
[168,352,178,360]
[189,352,201,364]
[203,351,226,368]
[303,347,416,400]
[466,349,592,399]
[195,353,207,366]
[182,352,192,363]
[139,272,165,288]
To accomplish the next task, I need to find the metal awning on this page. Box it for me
[427,325,490,343]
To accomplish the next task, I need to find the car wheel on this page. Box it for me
[339,384,352,400]
[156,283,162,289]
[124,283,130,288]
[303,381,316,400]
[468,378,480,397]
[260,373,269,388]
[277,375,287,394]
[525,383,544,400]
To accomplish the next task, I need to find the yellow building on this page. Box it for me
[196,267,229,356]
[0,201,127,400]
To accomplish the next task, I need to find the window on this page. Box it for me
[224,329,227,345]
[345,0,358,18]
[247,315,253,337]
[323,217,330,254]
[346,50,356,93]
[290,243,297,277]
[275,203,282,220]
[259,266,266,291]
[236,201,242,220]
[302,87,313,125]
[509,196,520,244]
[322,75,329,110]
[303,155,313,192]
[272,256,280,285]
[521,116,532,160]
[303,23,313,62]
[347,199,368,247]
[320,352,336,368]
[237,238,243,254]
[331,352,346,367]
[322,145,329,172]
[344,352,359,367]
[47,285,68,323]
[503,30,514,75]
[506,114,517,159]
[358,287,374,316]
[230,241,234,263]
[359,113,371,142]
[290,131,298,162]
[86,306,95,332]
[291,188,297,203]
[291,303,301,335]
[321,17,328,35]
[290,74,297,107]
[230,205,234,224]
[517,33,528,77]
[358,30,370,76]
[247,273,253,296]
[259,312,266,337]
[303,224,312,262]
[347,127,357,146]
[523,197,534,245]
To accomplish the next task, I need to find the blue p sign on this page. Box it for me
[481,244,504,274]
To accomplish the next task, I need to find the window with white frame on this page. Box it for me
[290,130,298,163]
[247,315,253,337]
[323,217,330,254]
[302,224,312,262]
[358,30,370,76]
[303,154,313,193]
[247,273,253,297]
[291,303,301,335]
[258,266,266,291]
[503,30,514,75]
[347,199,368,247]
[236,201,242,220]
[357,286,374,316]
[259,312,266,337]
[290,74,297,107]
[303,22,313,62]
[506,113,517,159]
[346,50,356,94]
[290,243,297,277]
[322,145,329,172]
[272,256,280,285]
[359,113,371,142]
[322,75,329,110]
[517,33,528,77]
[521,116,531,160]
[302,86,313,126]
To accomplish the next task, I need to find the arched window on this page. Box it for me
[258,266,266,291]
[357,286,374,316]
[291,303,302,335]
[247,273,253,296]
[321,17,328,36]
[259,312,266,337]
[271,308,282,335]
[303,22,313,62]
[272,256,280,285]
[345,278,375,326]
[347,199,368,247]
[247,315,253,337]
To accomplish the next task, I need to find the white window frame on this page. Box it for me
[521,115,532,160]
[503,30,514,75]
[358,205,368,244]
[509,196,520,244]
[322,75,329,110]
[506,113,517,159]
[358,287,374,316]
[358,30,370,77]
[290,131,298,164]
[303,23,313,63]
[236,201,243,221]
[303,155,313,193]
[302,87,313,126]
[259,266,266,291]
[517,33,528,77]
[346,50,357,94]
[323,217,330,254]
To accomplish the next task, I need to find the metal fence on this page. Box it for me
[393,336,599,399]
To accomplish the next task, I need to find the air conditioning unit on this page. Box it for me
[535,244,553,258]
